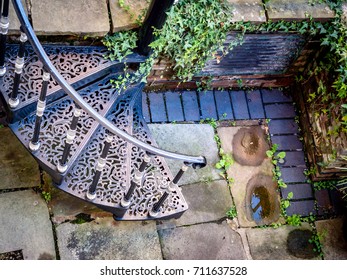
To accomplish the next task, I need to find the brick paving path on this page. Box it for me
[142,88,343,218]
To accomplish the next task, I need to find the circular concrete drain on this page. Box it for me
[287,229,318,259]
[245,174,280,226]
[232,127,269,166]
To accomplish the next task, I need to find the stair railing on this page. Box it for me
[8,1,206,215]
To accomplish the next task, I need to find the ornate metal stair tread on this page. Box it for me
[58,87,188,220]
[0,44,145,122]
[10,75,140,183]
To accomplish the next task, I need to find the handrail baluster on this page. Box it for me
[121,152,152,207]
[57,104,82,173]
[29,70,50,152]
[0,0,10,76]
[86,133,114,200]
[9,28,27,108]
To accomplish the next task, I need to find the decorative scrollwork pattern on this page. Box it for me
[61,87,188,220]
[1,44,112,107]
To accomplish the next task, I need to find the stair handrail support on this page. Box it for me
[10,0,206,168]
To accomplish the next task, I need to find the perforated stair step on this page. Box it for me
[0,44,144,122]
[58,87,188,220]
[10,74,140,183]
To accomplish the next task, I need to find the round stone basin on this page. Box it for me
[232,126,269,166]
[245,174,280,226]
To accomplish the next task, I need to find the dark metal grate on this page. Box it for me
[201,33,306,76]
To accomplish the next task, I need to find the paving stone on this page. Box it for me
[262,88,293,103]
[0,190,56,260]
[164,91,184,122]
[217,126,281,227]
[56,218,162,260]
[199,91,217,120]
[281,183,313,200]
[214,90,234,120]
[230,90,250,120]
[315,218,347,260]
[148,124,220,185]
[0,127,40,190]
[265,0,334,21]
[279,151,306,167]
[246,223,318,260]
[181,91,200,121]
[271,135,303,151]
[264,103,296,119]
[109,0,150,32]
[315,189,333,216]
[281,167,307,183]
[142,93,150,122]
[158,222,247,260]
[330,189,345,216]
[268,119,299,135]
[246,90,265,119]
[227,0,266,23]
[32,0,109,36]
[148,92,167,122]
[286,200,316,216]
[175,180,233,227]
[8,0,28,34]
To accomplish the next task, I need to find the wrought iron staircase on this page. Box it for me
[0,0,206,220]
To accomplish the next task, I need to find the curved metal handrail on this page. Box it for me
[11,0,206,167]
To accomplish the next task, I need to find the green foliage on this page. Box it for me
[266,144,287,189]
[286,214,302,226]
[102,31,138,62]
[150,0,236,81]
[41,191,51,203]
[200,117,218,129]
[309,230,326,258]
[215,148,234,170]
[226,206,237,219]
[313,180,337,191]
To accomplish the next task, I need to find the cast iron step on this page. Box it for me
[0,44,145,122]
[10,74,140,183]
[58,88,188,220]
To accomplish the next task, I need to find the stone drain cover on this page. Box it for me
[232,126,269,166]
[245,174,280,226]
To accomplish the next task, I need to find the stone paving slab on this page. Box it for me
[271,135,303,151]
[56,218,162,260]
[227,0,266,23]
[0,127,40,190]
[148,92,167,122]
[32,0,109,36]
[148,124,220,185]
[0,190,56,260]
[262,89,292,103]
[268,119,299,135]
[246,223,320,260]
[109,0,149,32]
[315,218,347,260]
[230,90,250,120]
[281,183,313,200]
[175,180,233,227]
[181,91,200,121]
[165,91,185,122]
[8,0,28,34]
[286,200,316,216]
[199,91,218,120]
[265,0,334,21]
[158,221,247,260]
[215,90,234,120]
[217,126,281,227]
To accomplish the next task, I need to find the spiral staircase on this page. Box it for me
[0,0,206,220]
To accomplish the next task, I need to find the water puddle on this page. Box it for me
[250,186,271,223]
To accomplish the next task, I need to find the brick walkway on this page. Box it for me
[142,88,343,218]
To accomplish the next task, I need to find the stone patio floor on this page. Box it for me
[0,88,346,260]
